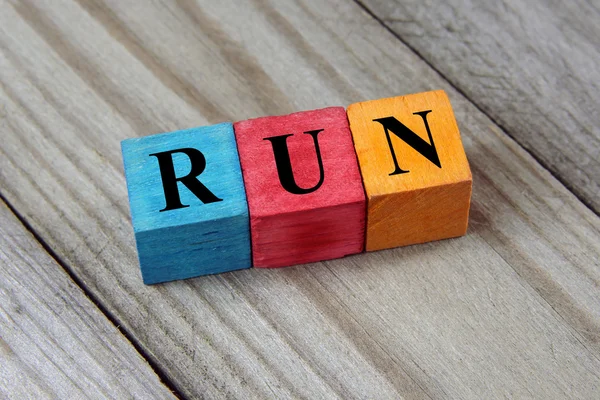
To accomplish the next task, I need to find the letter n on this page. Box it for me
[373,111,441,175]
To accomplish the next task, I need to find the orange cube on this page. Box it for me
[347,90,472,251]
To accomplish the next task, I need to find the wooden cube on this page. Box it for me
[234,107,366,268]
[347,90,472,251]
[121,123,251,284]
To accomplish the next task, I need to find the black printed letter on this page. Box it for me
[149,148,222,212]
[373,110,441,175]
[263,129,325,195]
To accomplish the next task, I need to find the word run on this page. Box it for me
[122,90,472,284]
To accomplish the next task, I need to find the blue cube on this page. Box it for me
[121,123,251,284]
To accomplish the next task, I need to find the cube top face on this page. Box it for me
[233,107,366,218]
[121,123,248,233]
[347,90,471,198]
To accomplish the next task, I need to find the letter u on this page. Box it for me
[263,129,325,195]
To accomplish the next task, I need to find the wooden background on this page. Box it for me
[0,0,598,398]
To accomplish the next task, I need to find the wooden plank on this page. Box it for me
[0,201,176,399]
[357,0,600,214]
[0,0,599,398]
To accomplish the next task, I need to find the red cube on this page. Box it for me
[234,107,366,268]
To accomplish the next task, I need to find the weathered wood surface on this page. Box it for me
[0,201,176,399]
[358,0,600,214]
[0,0,599,398]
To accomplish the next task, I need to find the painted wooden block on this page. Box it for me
[347,90,472,251]
[234,107,366,268]
[121,123,251,284]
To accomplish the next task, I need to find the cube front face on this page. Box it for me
[121,123,251,284]
[347,90,472,251]
[234,107,366,268]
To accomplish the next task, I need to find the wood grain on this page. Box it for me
[347,90,472,251]
[358,0,600,214]
[0,200,176,399]
[0,0,599,398]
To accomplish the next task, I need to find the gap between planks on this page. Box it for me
[0,191,185,400]
[352,0,599,217]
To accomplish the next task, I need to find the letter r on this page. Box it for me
[149,148,223,212]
